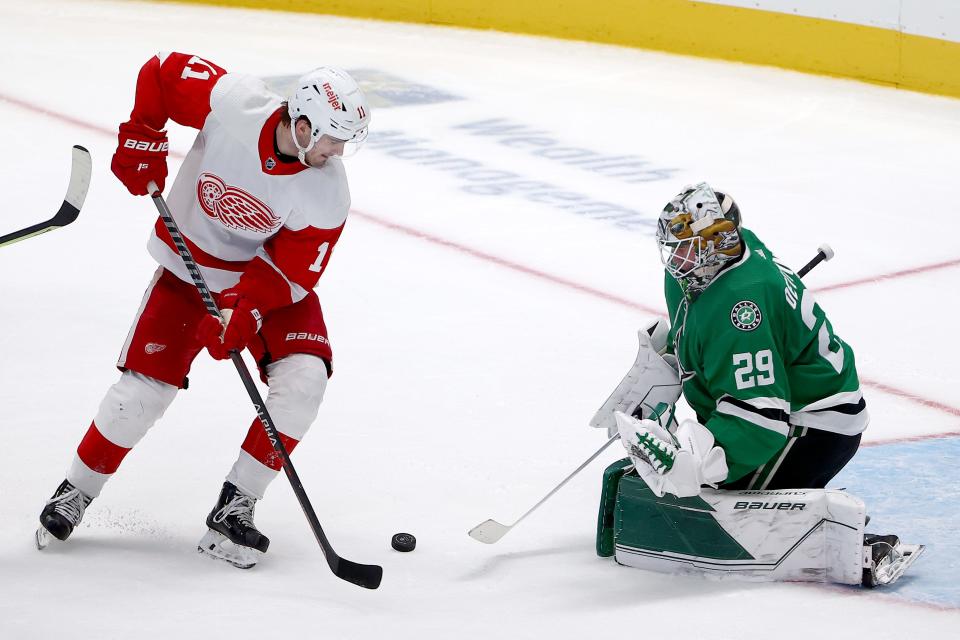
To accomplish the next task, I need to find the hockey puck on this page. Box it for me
[391,532,416,552]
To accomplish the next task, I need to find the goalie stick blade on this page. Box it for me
[334,558,383,590]
[468,519,512,544]
[0,145,91,248]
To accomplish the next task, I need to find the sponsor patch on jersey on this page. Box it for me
[731,300,762,331]
[197,173,281,234]
[264,157,276,170]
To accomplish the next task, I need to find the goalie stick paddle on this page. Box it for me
[469,244,836,545]
[147,182,383,590]
[0,145,91,248]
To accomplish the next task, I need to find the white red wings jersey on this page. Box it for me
[129,52,349,312]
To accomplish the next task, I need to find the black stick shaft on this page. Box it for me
[148,186,381,589]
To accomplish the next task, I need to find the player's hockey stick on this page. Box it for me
[147,182,382,590]
[469,244,836,545]
[0,146,91,248]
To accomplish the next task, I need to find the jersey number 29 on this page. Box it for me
[733,349,775,390]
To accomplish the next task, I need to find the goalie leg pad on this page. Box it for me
[611,474,867,585]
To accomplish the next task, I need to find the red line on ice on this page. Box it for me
[3,89,958,435]
[812,258,960,294]
[350,209,662,315]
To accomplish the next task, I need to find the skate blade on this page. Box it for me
[35,526,55,551]
[875,543,925,586]
[197,529,263,570]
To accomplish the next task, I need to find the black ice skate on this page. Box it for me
[198,481,270,569]
[36,479,93,550]
[862,533,925,587]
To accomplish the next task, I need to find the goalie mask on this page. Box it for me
[656,183,742,291]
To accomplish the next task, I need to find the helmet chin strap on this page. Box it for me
[290,123,316,167]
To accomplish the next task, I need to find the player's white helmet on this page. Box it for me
[656,182,742,287]
[287,67,370,165]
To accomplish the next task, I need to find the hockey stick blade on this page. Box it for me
[334,557,384,590]
[468,519,511,544]
[0,145,91,248]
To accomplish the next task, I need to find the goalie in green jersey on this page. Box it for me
[605,181,868,495]
[596,182,923,587]
[658,182,867,490]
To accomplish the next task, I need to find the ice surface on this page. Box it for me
[1,1,958,638]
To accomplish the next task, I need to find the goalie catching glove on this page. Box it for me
[615,411,728,498]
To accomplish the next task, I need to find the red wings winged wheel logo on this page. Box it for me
[197,173,281,233]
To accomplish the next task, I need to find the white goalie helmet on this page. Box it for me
[287,67,371,164]
[656,182,742,287]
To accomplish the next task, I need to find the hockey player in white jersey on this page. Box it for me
[37,52,370,568]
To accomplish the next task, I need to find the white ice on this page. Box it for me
[1,1,958,638]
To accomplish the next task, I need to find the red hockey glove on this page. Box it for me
[197,292,263,360]
[111,120,169,196]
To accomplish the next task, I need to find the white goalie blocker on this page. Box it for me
[591,319,681,437]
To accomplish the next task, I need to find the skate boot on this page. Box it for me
[36,479,93,550]
[198,481,270,569]
[862,533,926,587]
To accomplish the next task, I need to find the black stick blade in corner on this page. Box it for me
[336,559,383,590]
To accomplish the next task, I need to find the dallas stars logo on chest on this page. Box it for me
[731,300,762,331]
[196,173,281,234]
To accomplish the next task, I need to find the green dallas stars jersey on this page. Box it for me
[665,228,868,486]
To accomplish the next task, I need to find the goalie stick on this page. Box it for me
[468,244,835,545]
[147,182,383,590]
[0,146,91,248]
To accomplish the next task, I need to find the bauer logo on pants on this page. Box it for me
[285,332,329,344]
[731,300,762,331]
